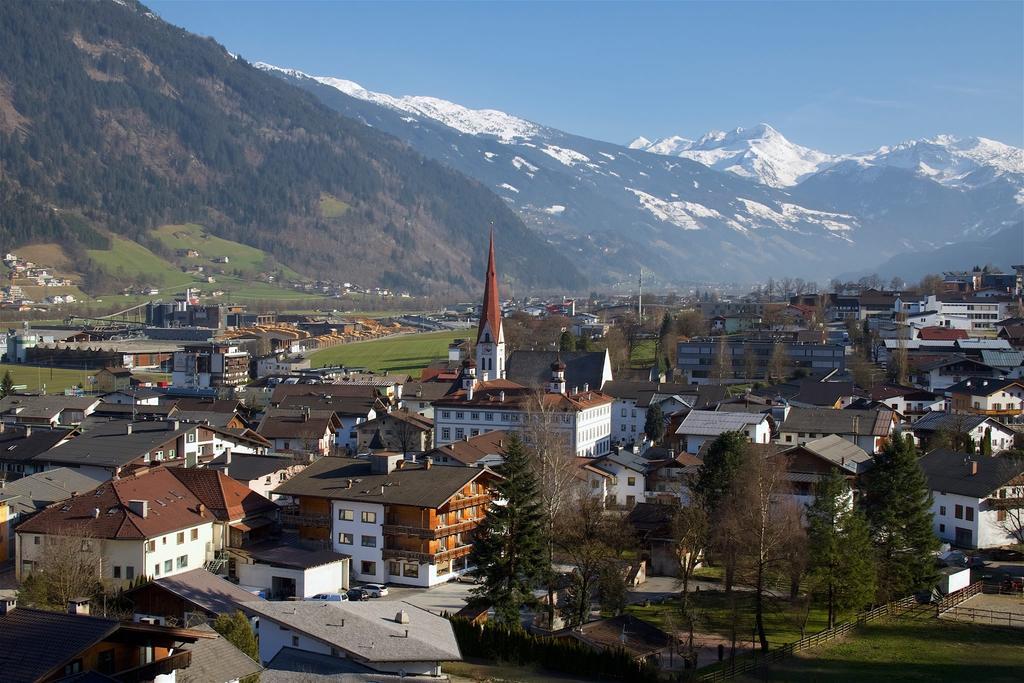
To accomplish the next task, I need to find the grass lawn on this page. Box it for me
[444,660,596,683]
[319,193,351,218]
[86,236,195,290]
[309,329,466,374]
[151,223,303,281]
[0,364,95,393]
[631,339,658,368]
[748,617,1024,682]
[627,590,832,649]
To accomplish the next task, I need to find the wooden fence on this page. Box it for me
[940,605,1024,629]
[695,588,963,683]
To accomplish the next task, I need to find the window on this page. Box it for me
[155,450,163,461]
[361,560,376,575]
[187,433,196,443]
[292,636,299,647]
[361,511,377,523]
[126,566,135,580]
[997,509,1007,522]
[785,435,792,443]
[965,506,974,522]
[471,412,479,420]
[191,529,198,541]
[146,540,156,552]
[154,564,161,576]
[33,536,39,546]
[591,479,599,489]
[339,509,354,521]
[455,428,464,440]
[389,561,401,576]
[338,533,353,545]
[955,505,963,519]
[177,555,188,569]
[164,559,173,573]
[177,532,185,545]
[471,429,479,437]
[939,506,946,516]
[403,563,420,578]
[485,412,494,421]
[361,535,377,548]
[97,649,115,675]
[63,660,83,676]
[627,477,636,487]
[455,412,464,419]
[939,523,946,533]
[441,428,450,441]
[441,411,450,419]
[626,495,636,507]
[113,566,122,579]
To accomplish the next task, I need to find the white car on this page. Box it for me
[308,592,348,602]
[361,584,389,598]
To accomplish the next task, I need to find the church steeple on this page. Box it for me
[476,229,505,381]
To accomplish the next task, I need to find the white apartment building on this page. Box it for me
[898,294,1012,331]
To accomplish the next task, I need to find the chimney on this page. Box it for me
[92,508,100,519]
[225,449,232,467]
[970,460,978,476]
[0,422,4,434]
[197,503,206,517]
[467,384,474,401]
[23,426,30,438]
[0,597,15,614]
[424,457,432,470]
[498,391,505,403]
[345,479,353,489]
[67,598,90,616]
[128,499,148,518]
[126,423,133,435]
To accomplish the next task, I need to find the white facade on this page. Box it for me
[332,500,386,584]
[930,489,1021,549]
[16,522,214,587]
[899,295,1011,331]
[236,558,347,599]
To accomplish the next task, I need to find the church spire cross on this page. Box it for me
[477,228,502,344]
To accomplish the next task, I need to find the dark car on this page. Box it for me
[346,588,369,601]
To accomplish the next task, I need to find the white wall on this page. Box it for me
[332,500,386,583]
[237,560,347,598]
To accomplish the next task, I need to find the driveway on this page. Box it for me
[376,579,477,615]
[628,575,723,604]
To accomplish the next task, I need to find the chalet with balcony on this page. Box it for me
[947,377,1024,425]
[273,454,500,587]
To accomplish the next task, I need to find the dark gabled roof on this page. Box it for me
[424,430,511,466]
[257,409,339,440]
[0,427,68,463]
[358,410,433,433]
[566,614,672,658]
[0,607,118,681]
[627,501,675,533]
[0,394,99,420]
[37,421,192,468]
[691,384,729,410]
[920,449,1024,498]
[170,398,244,414]
[235,541,349,570]
[209,452,299,481]
[141,568,265,615]
[273,456,493,508]
[911,412,998,434]
[946,377,1024,397]
[789,381,865,407]
[279,393,381,417]
[402,381,455,404]
[780,407,894,436]
[270,383,379,406]
[506,350,608,390]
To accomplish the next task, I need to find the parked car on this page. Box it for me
[456,572,482,584]
[346,588,369,601]
[361,583,389,598]
[307,592,348,602]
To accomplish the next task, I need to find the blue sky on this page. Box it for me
[148,1,1023,153]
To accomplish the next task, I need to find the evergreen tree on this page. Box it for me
[212,610,259,662]
[644,404,665,444]
[559,331,576,352]
[982,427,993,456]
[469,434,546,624]
[863,433,939,601]
[576,335,591,352]
[692,431,748,515]
[807,469,877,628]
[0,371,13,398]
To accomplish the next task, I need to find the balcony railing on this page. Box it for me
[382,543,473,565]
[988,497,1024,510]
[281,512,331,528]
[383,518,481,540]
[445,493,490,512]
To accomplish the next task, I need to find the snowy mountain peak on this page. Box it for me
[633,123,835,187]
[628,136,652,150]
[255,63,541,142]
[849,134,1024,187]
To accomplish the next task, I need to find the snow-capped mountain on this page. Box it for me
[256,62,1024,284]
[630,125,836,188]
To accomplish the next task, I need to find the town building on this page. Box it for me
[912,412,1018,453]
[920,449,1024,549]
[674,410,773,454]
[273,454,499,587]
[356,409,434,454]
[675,339,845,383]
[172,342,250,390]
[947,378,1024,425]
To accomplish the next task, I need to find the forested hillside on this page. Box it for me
[0,0,580,292]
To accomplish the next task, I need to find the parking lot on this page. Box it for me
[369,579,477,615]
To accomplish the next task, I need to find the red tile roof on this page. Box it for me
[918,327,969,341]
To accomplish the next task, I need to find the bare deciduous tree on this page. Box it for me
[670,502,709,616]
[19,532,103,610]
[996,455,1024,545]
[718,452,806,651]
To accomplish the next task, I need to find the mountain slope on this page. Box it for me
[870,222,1024,281]
[0,0,580,293]
[261,65,1023,284]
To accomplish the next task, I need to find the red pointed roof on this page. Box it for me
[477,230,502,343]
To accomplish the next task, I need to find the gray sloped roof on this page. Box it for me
[0,607,118,681]
[912,411,991,433]
[182,623,263,683]
[780,407,894,436]
[799,434,874,474]
[148,568,264,615]
[240,600,461,664]
[0,467,106,516]
[506,350,609,390]
[919,449,1024,498]
[675,410,769,436]
[37,421,192,468]
[208,452,298,481]
[262,647,441,682]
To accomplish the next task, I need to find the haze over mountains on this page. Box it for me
[259,64,1024,285]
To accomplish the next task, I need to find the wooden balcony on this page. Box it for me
[281,512,331,528]
[445,493,491,512]
[383,543,473,565]
[988,497,1024,510]
[383,518,480,540]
